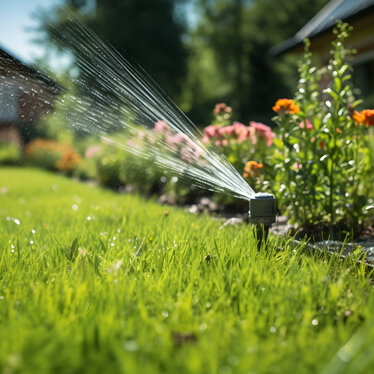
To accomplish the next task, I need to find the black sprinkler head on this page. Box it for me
[248,193,276,226]
[248,193,276,250]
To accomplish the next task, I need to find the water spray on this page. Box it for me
[36,10,276,249]
[248,193,276,249]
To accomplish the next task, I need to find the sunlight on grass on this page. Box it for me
[0,168,373,373]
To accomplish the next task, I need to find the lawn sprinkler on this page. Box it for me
[248,193,276,250]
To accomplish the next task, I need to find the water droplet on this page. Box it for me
[6,217,20,225]
[124,340,138,352]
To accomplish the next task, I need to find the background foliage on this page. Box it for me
[36,0,330,125]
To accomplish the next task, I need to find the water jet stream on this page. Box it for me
[43,10,256,201]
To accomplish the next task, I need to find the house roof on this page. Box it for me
[0,46,63,95]
[271,0,374,56]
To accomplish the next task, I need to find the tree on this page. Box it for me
[36,0,188,101]
[183,0,330,124]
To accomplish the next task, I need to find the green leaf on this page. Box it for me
[334,77,341,92]
[324,88,339,101]
[352,99,363,108]
[338,64,349,75]
[273,138,283,149]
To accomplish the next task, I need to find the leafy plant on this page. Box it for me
[25,138,81,174]
[0,142,22,165]
[96,146,124,189]
[272,22,372,235]
[202,104,275,193]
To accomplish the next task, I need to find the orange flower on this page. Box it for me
[353,110,365,124]
[353,109,374,127]
[272,99,300,114]
[243,161,263,177]
[363,109,374,126]
[57,150,81,171]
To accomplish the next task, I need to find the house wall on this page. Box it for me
[286,12,374,108]
[0,75,56,146]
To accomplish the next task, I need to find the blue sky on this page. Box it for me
[0,0,59,63]
[0,0,197,70]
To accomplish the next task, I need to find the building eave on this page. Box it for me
[270,0,374,56]
[0,46,64,95]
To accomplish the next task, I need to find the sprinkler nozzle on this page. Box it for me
[248,193,276,226]
[248,193,276,250]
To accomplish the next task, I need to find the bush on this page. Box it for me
[96,147,124,189]
[120,153,165,196]
[272,22,373,235]
[96,140,165,195]
[25,138,81,174]
[0,142,22,165]
[202,103,275,204]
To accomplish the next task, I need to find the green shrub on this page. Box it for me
[120,153,164,195]
[74,158,98,180]
[25,138,81,174]
[96,147,124,189]
[0,142,22,165]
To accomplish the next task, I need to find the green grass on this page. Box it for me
[1,167,374,374]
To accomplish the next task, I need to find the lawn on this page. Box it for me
[1,167,374,374]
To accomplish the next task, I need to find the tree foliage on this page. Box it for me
[182,0,330,124]
[36,0,188,101]
[35,0,332,125]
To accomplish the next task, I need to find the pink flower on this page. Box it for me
[214,103,232,115]
[154,120,169,133]
[166,133,185,151]
[170,133,188,145]
[232,122,250,143]
[181,147,201,163]
[250,121,271,135]
[249,121,274,146]
[217,125,234,137]
[204,125,219,138]
[85,145,101,159]
[293,162,302,170]
[299,119,313,131]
